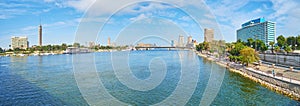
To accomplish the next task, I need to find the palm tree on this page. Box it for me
[274,46,280,53]
[247,38,254,47]
[269,41,275,53]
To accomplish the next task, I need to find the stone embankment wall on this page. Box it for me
[236,67,300,100]
[196,52,300,101]
[259,54,300,67]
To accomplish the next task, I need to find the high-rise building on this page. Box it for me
[11,36,29,50]
[186,36,195,48]
[38,24,42,46]
[237,18,275,45]
[204,28,214,42]
[88,41,95,48]
[171,40,175,47]
[107,37,111,46]
[178,35,184,47]
[187,36,192,44]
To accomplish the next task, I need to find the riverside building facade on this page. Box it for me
[237,18,275,45]
[204,28,214,43]
[11,36,29,50]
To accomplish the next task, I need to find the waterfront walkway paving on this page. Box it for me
[248,63,300,82]
[196,52,300,86]
[246,67,300,86]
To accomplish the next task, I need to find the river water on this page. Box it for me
[0,50,299,105]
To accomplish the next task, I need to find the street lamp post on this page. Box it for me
[276,52,277,65]
[255,35,257,51]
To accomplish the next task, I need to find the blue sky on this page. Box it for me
[1,0,300,49]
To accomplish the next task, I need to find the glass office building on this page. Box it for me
[237,18,275,45]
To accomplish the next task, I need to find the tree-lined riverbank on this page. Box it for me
[196,51,300,101]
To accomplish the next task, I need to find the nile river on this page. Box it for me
[0,50,299,105]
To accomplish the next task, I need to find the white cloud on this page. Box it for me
[269,0,297,19]
[62,0,204,17]
[0,2,30,8]
[20,20,76,34]
[203,0,300,41]
[204,13,214,19]
[21,26,36,31]
[44,0,55,3]
[66,0,96,12]
[179,16,191,21]
[202,0,294,41]
[268,0,300,35]
[253,8,262,14]
[44,21,66,27]
[130,13,148,22]
[42,9,51,12]
[78,17,111,23]
[0,9,27,19]
[0,15,8,19]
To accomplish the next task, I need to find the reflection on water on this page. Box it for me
[0,51,299,105]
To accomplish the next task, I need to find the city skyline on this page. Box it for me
[1,0,300,49]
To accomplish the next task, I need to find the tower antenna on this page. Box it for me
[39,16,41,25]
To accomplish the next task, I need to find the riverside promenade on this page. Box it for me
[195,51,300,101]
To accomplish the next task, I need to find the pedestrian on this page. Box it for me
[272,70,275,77]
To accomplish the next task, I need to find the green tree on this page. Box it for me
[296,35,300,50]
[73,43,80,48]
[277,35,286,48]
[269,42,275,53]
[61,43,68,50]
[229,42,245,56]
[284,46,292,53]
[287,36,296,50]
[240,47,259,66]
[237,39,242,43]
[274,46,280,52]
[196,43,204,52]
[252,39,265,51]
[269,41,275,53]
[246,38,254,47]
[46,45,52,51]
[229,55,242,62]
[260,44,268,53]
[287,36,295,45]
[0,47,3,53]
[203,41,210,51]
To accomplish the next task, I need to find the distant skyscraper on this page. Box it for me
[178,35,184,47]
[38,24,42,46]
[171,40,175,47]
[237,18,275,45]
[88,41,95,48]
[11,36,29,50]
[187,36,192,44]
[204,28,214,42]
[186,36,195,48]
[107,37,111,46]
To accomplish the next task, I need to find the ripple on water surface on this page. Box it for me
[0,52,300,105]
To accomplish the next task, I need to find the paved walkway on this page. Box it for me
[248,63,300,81]
[196,52,300,86]
[246,67,300,86]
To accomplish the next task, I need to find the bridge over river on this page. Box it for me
[135,46,191,50]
